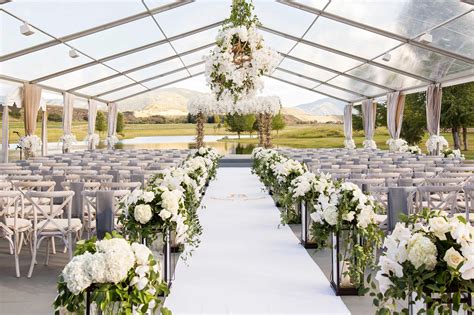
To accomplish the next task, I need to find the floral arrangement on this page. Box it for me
[187,94,223,116]
[386,138,408,153]
[106,135,119,148]
[54,233,169,314]
[205,0,280,106]
[85,133,100,149]
[372,209,474,314]
[195,147,222,180]
[407,145,422,155]
[310,181,384,290]
[59,134,77,151]
[118,187,190,245]
[18,135,42,159]
[425,134,448,153]
[344,139,356,150]
[442,148,464,159]
[363,139,377,149]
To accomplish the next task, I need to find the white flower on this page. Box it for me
[85,253,107,283]
[95,238,135,283]
[161,189,182,216]
[343,211,355,222]
[159,209,172,220]
[310,211,324,224]
[130,276,148,291]
[459,256,474,280]
[322,205,338,226]
[344,139,356,149]
[142,191,155,203]
[134,204,153,224]
[428,216,450,240]
[386,138,408,153]
[363,139,377,149]
[407,233,437,270]
[391,223,412,242]
[425,134,448,153]
[449,218,473,246]
[375,270,393,294]
[356,205,375,229]
[379,256,404,278]
[131,243,152,266]
[62,252,93,295]
[443,247,464,269]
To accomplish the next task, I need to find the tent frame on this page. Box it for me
[0,0,473,105]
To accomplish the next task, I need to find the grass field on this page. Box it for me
[1,120,473,159]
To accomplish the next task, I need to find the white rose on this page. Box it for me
[407,233,438,270]
[391,223,412,242]
[159,209,172,220]
[142,191,155,203]
[343,211,355,222]
[310,211,324,224]
[443,247,464,269]
[161,189,181,215]
[429,217,450,240]
[134,204,153,224]
[322,205,338,226]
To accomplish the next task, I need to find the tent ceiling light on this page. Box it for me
[419,33,433,44]
[20,23,34,36]
[69,49,80,59]
[382,53,391,62]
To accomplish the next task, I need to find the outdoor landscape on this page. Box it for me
[1,83,473,159]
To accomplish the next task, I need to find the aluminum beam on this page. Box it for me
[68,43,214,92]
[277,67,368,98]
[112,71,205,103]
[30,22,221,83]
[267,75,352,103]
[280,52,395,92]
[0,0,194,62]
[261,25,434,83]
[278,0,474,65]
[96,61,204,97]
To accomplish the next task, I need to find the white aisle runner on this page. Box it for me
[164,168,350,314]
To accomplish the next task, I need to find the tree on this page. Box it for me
[440,82,474,150]
[271,112,286,136]
[95,111,107,134]
[400,92,426,145]
[116,112,125,134]
[225,113,256,139]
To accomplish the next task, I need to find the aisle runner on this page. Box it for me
[164,168,350,314]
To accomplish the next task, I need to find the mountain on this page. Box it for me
[281,107,342,123]
[295,98,346,116]
[118,88,203,117]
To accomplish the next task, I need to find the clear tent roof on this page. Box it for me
[0,0,473,108]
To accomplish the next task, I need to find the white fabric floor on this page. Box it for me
[164,168,350,314]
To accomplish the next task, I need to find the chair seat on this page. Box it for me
[37,218,82,232]
[5,218,32,232]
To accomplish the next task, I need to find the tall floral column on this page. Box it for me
[196,112,205,148]
[257,113,264,147]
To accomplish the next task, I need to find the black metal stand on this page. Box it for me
[300,200,318,249]
[330,230,360,296]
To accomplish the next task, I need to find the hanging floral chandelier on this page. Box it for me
[205,0,280,107]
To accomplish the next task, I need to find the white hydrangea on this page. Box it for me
[95,238,136,283]
[62,252,94,295]
[406,233,437,270]
[322,205,338,226]
[425,134,448,153]
[386,138,408,153]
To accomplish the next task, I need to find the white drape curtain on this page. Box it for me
[23,83,42,136]
[107,102,118,149]
[62,93,74,135]
[1,86,22,163]
[87,100,99,150]
[426,83,442,137]
[343,104,355,149]
[361,99,377,149]
[107,103,118,137]
[386,91,406,140]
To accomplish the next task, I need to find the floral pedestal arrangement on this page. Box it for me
[54,233,169,315]
[373,209,474,314]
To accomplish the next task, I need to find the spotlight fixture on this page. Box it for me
[382,53,391,62]
[69,49,80,58]
[20,23,34,36]
[419,33,433,44]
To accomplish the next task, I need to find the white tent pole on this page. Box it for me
[2,105,9,163]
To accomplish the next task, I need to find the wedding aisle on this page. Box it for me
[164,167,350,314]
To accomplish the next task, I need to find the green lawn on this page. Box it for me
[2,120,472,159]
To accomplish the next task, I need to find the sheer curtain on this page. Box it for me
[61,93,74,153]
[2,87,22,162]
[107,102,118,149]
[87,100,99,150]
[361,99,377,149]
[23,83,42,136]
[426,83,443,155]
[386,91,405,140]
[343,104,355,149]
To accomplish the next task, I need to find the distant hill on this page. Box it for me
[295,98,346,116]
[281,107,342,123]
